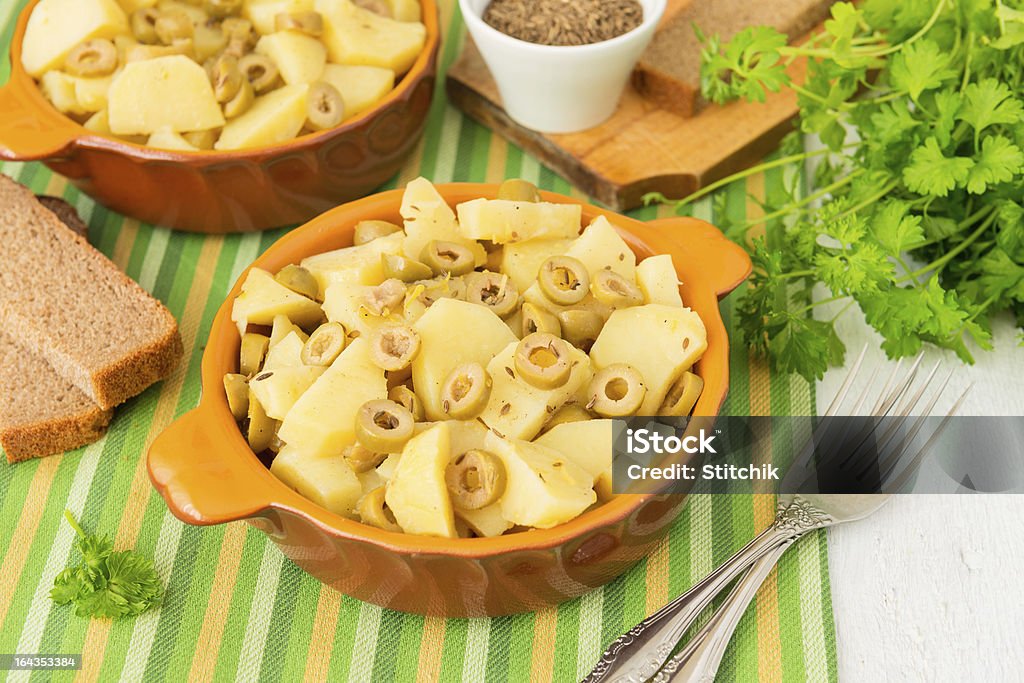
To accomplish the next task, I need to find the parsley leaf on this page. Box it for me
[51,510,163,620]
[958,79,1024,136]
[872,201,925,256]
[889,40,957,102]
[903,138,974,197]
[966,135,1024,194]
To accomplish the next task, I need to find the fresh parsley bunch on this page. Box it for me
[51,510,163,619]
[652,0,1024,381]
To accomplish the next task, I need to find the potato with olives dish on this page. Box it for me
[22,0,427,150]
[228,177,709,537]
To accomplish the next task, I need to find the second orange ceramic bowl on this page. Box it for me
[0,0,440,233]
[148,184,752,616]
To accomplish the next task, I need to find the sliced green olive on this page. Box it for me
[497,178,541,203]
[353,219,401,246]
[343,443,387,473]
[658,371,704,417]
[155,10,194,45]
[210,53,242,103]
[540,403,592,434]
[592,269,644,308]
[514,333,573,389]
[388,385,424,421]
[538,256,590,306]
[521,302,560,337]
[238,53,278,93]
[306,80,345,131]
[587,364,646,417]
[66,39,118,77]
[223,373,249,420]
[246,390,276,453]
[421,240,475,277]
[223,77,254,118]
[364,279,406,317]
[441,363,491,419]
[221,17,254,55]
[368,324,420,371]
[239,332,269,377]
[274,263,319,300]
[445,449,507,510]
[464,271,519,318]
[557,309,603,352]
[183,128,218,150]
[355,399,415,453]
[357,486,401,531]
[381,253,433,282]
[274,10,324,36]
[302,322,347,366]
[131,8,161,44]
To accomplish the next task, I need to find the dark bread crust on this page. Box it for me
[36,196,88,239]
[1,409,112,463]
[632,0,835,117]
[0,174,183,410]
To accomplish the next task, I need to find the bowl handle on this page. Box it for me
[642,216,752,298]
[148,408,270,526]
[0,81,80,160]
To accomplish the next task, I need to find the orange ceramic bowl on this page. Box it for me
[0,0,439,233]
[148,185,751,616]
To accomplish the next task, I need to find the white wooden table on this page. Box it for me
[817,307,1024,680]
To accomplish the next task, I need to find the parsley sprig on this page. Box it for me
[650,0,1024,381]
[51,510,163,619]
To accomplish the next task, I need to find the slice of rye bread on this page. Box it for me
[632,0,835,117]
[36,196,88,239]
[0,332,114,463]
[0,175,183,410]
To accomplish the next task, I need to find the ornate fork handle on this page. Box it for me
[651,539,798,682]
[581,498,833,683]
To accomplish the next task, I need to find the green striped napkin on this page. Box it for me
[0,0,837,680]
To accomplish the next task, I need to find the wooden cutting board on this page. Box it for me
[446,6,817,211]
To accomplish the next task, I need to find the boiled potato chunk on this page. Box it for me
[262,330,307,372]
[320,63,395,119]
[535,419,616,486]
[457,504,512,538]
[636,254,682,307]
[271,446,362,518]
[485,432,595,529]
[444,419,489,456]
[479,341,592,441]
[255,31,327,85]
[84,109,112,133]
[249,364,325,420]
[316,0,426,73]
[269,314,309,348]
[301,231,404,296]
[456,199,582,244]
[147,126,199,151]
[21,0,129,78]
[567,216,636,280]
[215,84,310,150]
[400,177,485,266]
[108,56,225,135]
[277,338,386,457]
[116,0,157,12]
[590,304,707,414]
[73,75,113,113]
[323,281,410,337]
[244,0,314,35]
[39,71,82,115]
[385,422,457,537]
[412,298,517,420]
[500,238,574,293]
[384,0,420,21]
[231,267,324,335]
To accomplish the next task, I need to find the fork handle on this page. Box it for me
[581,501,827,683]
[652,535,801,683]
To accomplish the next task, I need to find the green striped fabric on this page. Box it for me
[0,1,838,680]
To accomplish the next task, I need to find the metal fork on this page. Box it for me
[582,348,969,683]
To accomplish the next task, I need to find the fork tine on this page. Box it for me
[856,367,952,482]
[883,383,972,493]
[823,344,869,417]
[873,353,924,417]
[850,361,943,469]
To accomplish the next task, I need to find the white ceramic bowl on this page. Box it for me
[460,0,666,133]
